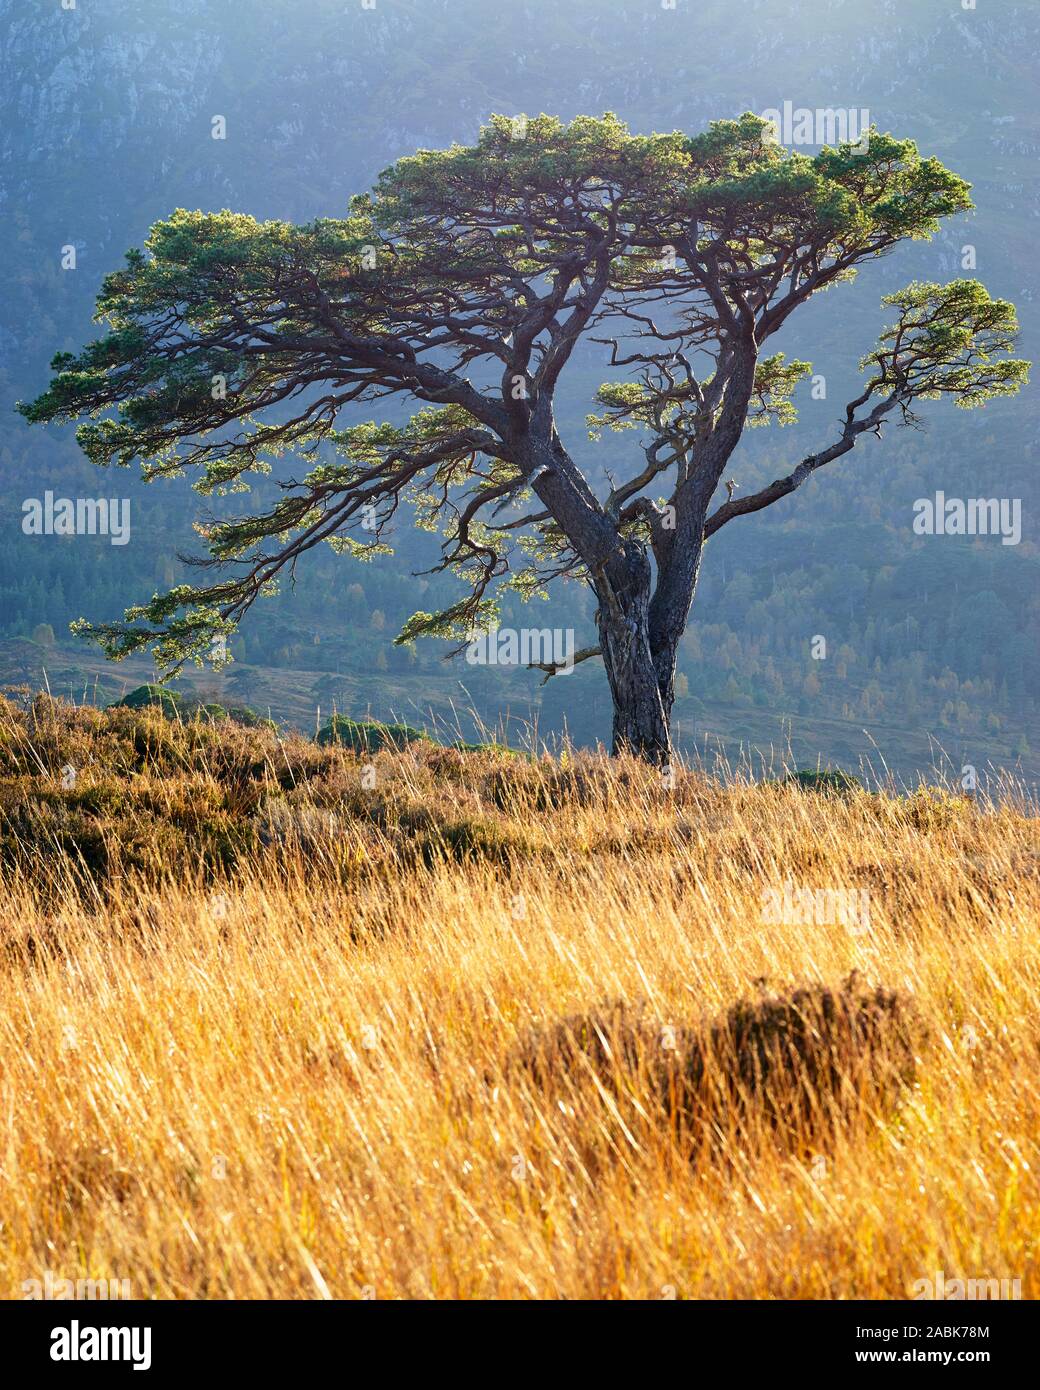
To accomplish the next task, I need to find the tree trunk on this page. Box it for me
[595,540,672,764]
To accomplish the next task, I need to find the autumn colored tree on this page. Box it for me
[21,113,1027,761]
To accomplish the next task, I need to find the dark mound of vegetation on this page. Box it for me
[111,683,182,717]
[782,768,863,795]
[451,740,522,756]
[315,716,429,752]
[510,974,923,1146]
[222,703,273,730]
[179,699,274,730]
[111,685,271,732]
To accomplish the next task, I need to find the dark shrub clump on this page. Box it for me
[316,716,429,753]
[111,684,181,718]
[509,974,923,1148]
[783,768,862,795]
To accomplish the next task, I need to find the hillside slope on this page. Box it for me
[0,695,1037,1297]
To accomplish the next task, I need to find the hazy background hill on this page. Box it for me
[1,0,1037,786]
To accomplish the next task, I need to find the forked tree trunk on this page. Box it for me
[595,540,673,765]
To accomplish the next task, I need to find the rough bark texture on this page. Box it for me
[595,540,671,764]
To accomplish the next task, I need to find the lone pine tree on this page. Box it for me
[21,113,1028,761]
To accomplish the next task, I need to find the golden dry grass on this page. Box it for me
[0,694,1037,1299]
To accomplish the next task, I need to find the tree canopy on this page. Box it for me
[20,112,1028,754]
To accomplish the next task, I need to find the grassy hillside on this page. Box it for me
[5,636,1037,791]
[0,695,1037,1298]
